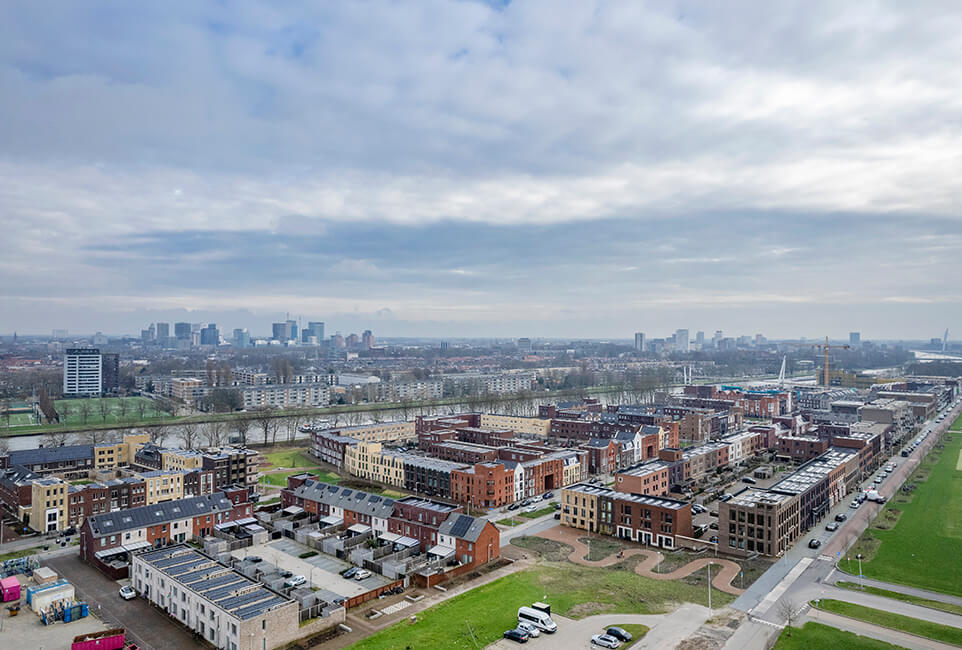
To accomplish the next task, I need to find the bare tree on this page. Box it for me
[149,425,170,447]
[98,398,110,423]
[136,399,147,421]
[234,416,251,446]
[1,399,10,429]
[204,420,225,448]
[42,430,71,448]
[284,413,301,442]
[181,421,199,449]
[59,401,72,426]
[79,400,92,425]
[0,435,9,456]
[777,599,799,633]
[82,428,109,446]
[206,360,216,387]
[118,398,129,423]
[254,409,278,447]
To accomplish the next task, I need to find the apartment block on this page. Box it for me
[29,478,68,532]
[240,383,330,409]
[614,461,671,496]
[450,462,515,509]
[479,414,551,437]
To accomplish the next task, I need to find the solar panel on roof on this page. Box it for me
[220,590,269,611]
[341,489,352,496]
[450,514,473,538]
[235,596,287,620]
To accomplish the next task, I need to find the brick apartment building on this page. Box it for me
[451,462,514,509]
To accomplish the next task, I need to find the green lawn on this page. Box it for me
[52,397,167,427]
[519,505,556,519]
[259,469,342,487]
[3,411,37,427]
[262,449,318,470]
[0,547,40,562]
[350,563,733,649]
[835,581,962,617]
[581,536,625,561]
[816,599,962,646]
[840,427,962,596]
[773,622,905,650]
[617,623,649,648]
[496,517,524,526]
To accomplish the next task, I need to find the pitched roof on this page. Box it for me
[438,513,491,543]
[10,444,93,466]
[291,480,396,519]
[86,494,234,537]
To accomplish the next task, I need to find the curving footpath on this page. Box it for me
[537,525,745,596]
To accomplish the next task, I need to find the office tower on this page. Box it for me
[713,330,723,348]
[155,322,170,342]
[92,332,108,345]
[346,333,359,348]
[634,332,645,351]
[64,348,102,395]
[233,328,251,348]
[517,337,531,351]
[52,329,68,339]
[675,329,690,352]
[174,322,191,340]
[849,332,861,347]
[307,321,325,343]
[141,329,151,342]
[440,341,449,353]
[101,353,120,393]
[200,323,219,346]
[695,331,705,348]
[362,330,374,349]
[286,320,298,341]
[272,322,286,340]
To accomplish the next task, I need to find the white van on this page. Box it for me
[518,606,557,633]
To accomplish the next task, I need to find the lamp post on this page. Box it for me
[707,562,712,617]
[857,553,863,590]
[250,632,254,650]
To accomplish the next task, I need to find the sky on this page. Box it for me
[1,1,960,340]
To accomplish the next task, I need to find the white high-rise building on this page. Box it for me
[675,329,690,353]
[63,348,102,395]
[634,332,645,351]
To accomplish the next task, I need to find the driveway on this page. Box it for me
[45,552,206,650]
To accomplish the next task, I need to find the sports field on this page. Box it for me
[843,414,962,596]
[45,397,167,427]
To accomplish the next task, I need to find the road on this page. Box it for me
[45,552,205,650]
[723,400,962,649]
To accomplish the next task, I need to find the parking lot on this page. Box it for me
[45,553,205,650]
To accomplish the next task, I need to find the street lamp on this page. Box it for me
[707,563,712,617]
[250,632,254,650]
[856,553,863,590]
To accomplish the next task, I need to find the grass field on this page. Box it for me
[259,469,342,487]
[841,423,962,596]
[3,411,37,427]
[519,505,556,519]
[773,622,905,650]
[0,547,41,562]
[815,599,962,646]
[262,449,318,470]
[496,517,524,526]
[835,581,962,617]
[52,397,167,427]
[350,563,733,650]
[616,623,649,647]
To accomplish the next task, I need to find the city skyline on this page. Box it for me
[2,2,961,338]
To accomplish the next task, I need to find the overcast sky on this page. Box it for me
[1,1,960,340]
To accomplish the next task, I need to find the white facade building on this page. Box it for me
[63,348,102,395]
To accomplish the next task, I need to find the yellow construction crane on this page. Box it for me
[806,336,851,386]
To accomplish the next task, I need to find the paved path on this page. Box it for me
[831,572,962,608]
[536,526,745,595]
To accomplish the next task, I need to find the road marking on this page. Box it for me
[751,557,813,616]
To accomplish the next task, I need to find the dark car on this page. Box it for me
[606,627,633,642]
[709,535,718,543]
[504,628,529,643]
[742,477,757,484]
[709,511,718,518]
[507,503,520,511]
[554,502,561,510]
[342,567,359,579]
[247,555,262,563]
[808,538,822,549]
[709,522,719,530]
[543,491,554,499]
[835,513,847,522]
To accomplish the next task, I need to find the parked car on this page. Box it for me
[553,512,561,520]
[523,505,538,513]
[709,535,718,544]
[247,555,263,563]
[742,477,757,484]
[709,522,719,530]
[342,567,359,579]
[591,634,621,648]
[284,575,307,588]
[543,491,554,499]
[554,502,561,510]
[692,504,706,514]
[516,621,541,638]
[808,538,822,549]
[849,500,860,509]
[531,495,543,503]
[354,569,372,581]
[719,494,733,502]
[825,522,839,532]
[606,627,633,642]
[835,513,847,522]
[522,499,532,507]
[709,511,718,518]
[503,629,529,643]
[119,585,136,600]
[507,503,520,511]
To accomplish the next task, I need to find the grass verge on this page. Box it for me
[519,505,556,519]
[835,581,962,617]
[351,563,731,649]
[262,449,318,470]
[773,621,904,649]
[816,598,962,646]
[0,547,40,561]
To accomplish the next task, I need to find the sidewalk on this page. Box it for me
[803,610,957,650]
[830,573,962,608]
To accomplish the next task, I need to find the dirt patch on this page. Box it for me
[511,536,574,562]
[578,536,625,561]
[568,601,613,617]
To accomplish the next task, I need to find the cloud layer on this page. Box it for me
[1,1,960,338]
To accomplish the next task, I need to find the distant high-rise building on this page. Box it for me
[634,332,645,352]
[199,323,219,346]
[849,332,861,347]
[156,322,170,342]
[346,333,359,348]
[233,328,251,348]
[675,329,690,353]
[286,320,298,341]
[517,337,531,351]
[101,353,120,393]
[755,333,765,346]
[64,348,102,395]
[332,333,345,349]
[440,341,449,353]
[52,329,68,339]
[174,322,191,340]
[307,321,325,344]
[695,331,705,348]
[713,330,723,348]
[272,322,287,341]
[362,330,374,349]
[92,332,108,345]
